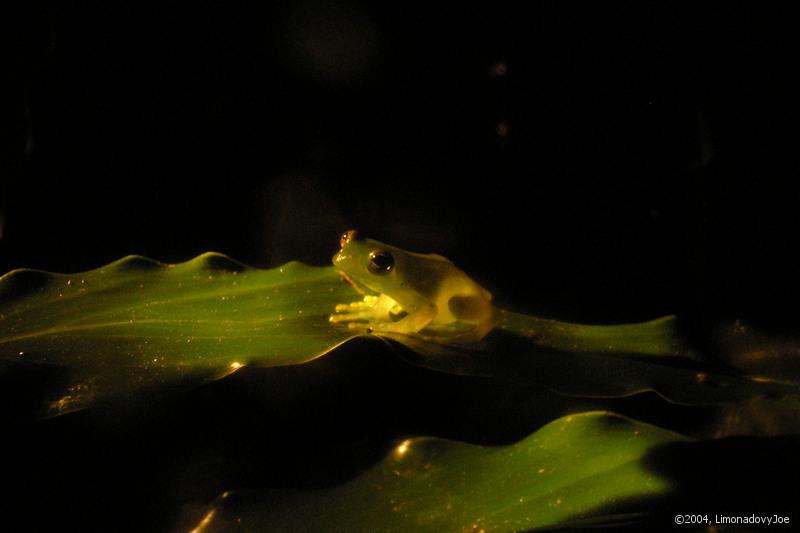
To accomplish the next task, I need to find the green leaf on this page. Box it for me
[389,328,799,406]
[2,254,796,417]
[495,310,696,358]
[191,411,685,532]
[0,254,356,416]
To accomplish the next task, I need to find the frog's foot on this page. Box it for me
[329,308,377,324]
[330,294,399,328]
[333,295,379,313]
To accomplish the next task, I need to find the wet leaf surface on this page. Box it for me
[191,411,685,533]
[0,254,356,415]
[2,254,797,418]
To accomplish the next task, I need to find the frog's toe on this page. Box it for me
[336,297,378,312]
[329,310,373,324]
[346,322,372,331]
[329,313,351,324]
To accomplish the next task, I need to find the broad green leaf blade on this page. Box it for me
[395,334,799,405]
[496,310,697,358]
[0,254,356,416]
[388,312,800,405]
[192,411,685,533]
[2,253,795,417]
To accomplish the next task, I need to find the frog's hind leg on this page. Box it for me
[448,294,491,322]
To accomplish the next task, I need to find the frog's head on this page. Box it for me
[332,229,400,295]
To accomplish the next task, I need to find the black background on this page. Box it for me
[2,2,800,531]
[4,2,799,332]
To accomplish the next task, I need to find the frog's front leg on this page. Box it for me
[333,294,380,313]
[329,294,399,328]
[330,294,437,335]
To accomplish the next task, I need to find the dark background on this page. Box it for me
[2,3,800,531]
[3,2,799,332]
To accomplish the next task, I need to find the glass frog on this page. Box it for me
[330,230,494,343]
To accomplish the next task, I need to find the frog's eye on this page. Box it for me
[368,250,394,274]
[340,229,358,248]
